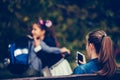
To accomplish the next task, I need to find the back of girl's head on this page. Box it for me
[87,30,117,76]
[88,30,107,54]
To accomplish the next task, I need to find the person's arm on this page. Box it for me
[41,41,62,54]
[73,66,85,74]
[34,41,61,54]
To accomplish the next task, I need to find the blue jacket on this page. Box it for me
[73,58,101,74]
[28,36,62,71]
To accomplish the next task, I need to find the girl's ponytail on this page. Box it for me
[98,36,116,76]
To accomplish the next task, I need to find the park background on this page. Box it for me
[0,0,120,76]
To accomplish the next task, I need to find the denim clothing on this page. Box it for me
[73,58,100,74]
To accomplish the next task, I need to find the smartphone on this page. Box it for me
[76,51,85,65]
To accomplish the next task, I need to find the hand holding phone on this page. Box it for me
[76,51,86,65]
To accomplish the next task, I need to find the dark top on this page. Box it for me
[36,36,62,68]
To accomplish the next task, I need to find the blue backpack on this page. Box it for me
[8,36,30,74]
[8,43,29,65]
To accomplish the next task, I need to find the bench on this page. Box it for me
[3,69,120,80]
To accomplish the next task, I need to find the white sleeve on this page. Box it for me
[34,45,42,52]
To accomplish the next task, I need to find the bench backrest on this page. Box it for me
[5,70,120,80]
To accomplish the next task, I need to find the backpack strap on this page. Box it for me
[9,43,16,64]
[28,40,31,64]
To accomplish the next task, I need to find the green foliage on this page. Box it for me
[0,0,120,69]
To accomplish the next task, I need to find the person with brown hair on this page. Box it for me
[73,30,117,76]
[28,19,72,76]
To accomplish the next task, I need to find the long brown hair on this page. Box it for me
[87,30,117,76]
[37,19,60,47]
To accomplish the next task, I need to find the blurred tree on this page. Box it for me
[0,0,120,69]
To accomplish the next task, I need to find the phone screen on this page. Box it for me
[78,53,83,61]
[77,51,84,65]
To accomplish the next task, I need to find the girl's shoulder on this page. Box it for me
[44,37,56,47]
